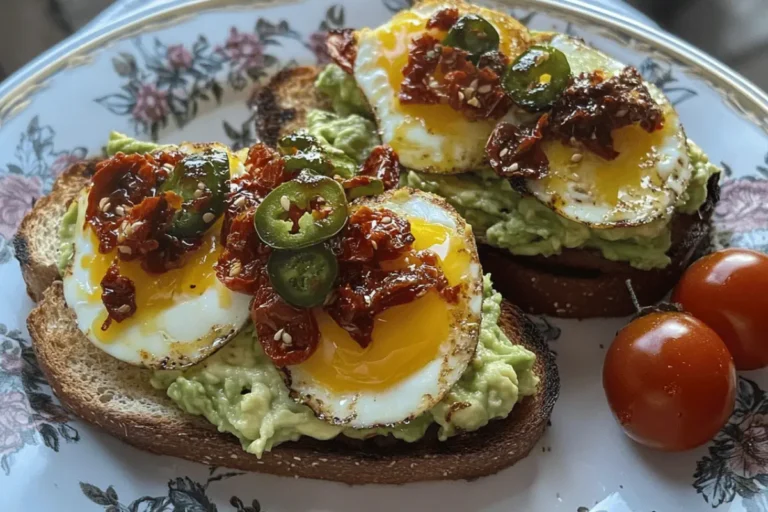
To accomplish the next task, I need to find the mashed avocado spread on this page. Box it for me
[58,134,538,456]
[150,276,538,457]
[312,64,721,270]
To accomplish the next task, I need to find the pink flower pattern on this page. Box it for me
[218,27,265,72]
[167,44,193,70]
[132,84,169,124]
[0,175,42,239]
[0,393,38,459]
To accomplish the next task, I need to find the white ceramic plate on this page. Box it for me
[1,1,767,510]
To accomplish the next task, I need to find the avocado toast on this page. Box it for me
[17,129,558,483]
[248,0,721,318]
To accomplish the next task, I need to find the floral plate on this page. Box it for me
[1,1,767,510]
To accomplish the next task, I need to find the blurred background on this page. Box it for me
[1,0,766,90]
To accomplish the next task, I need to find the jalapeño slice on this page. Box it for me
[267,245,338,308]
[343,176,385,200]
[160,148,229,237]
[442,14,500,58]
[278,131,333,176]
[254,172,348,250]
[503,45,571,111]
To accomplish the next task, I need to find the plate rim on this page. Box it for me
[0,0,767,131]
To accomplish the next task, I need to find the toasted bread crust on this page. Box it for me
[248,66,328,147]
[28,282,558,484]
[14,160,97,302]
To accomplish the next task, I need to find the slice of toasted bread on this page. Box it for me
[28,282,558,484]
[250,65,719,318]
[15,140,558,484]
[14,160,97,302]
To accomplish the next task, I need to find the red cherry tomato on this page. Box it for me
[673,248,768,370]
[603,312,736,451]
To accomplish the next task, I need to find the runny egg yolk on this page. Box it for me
[83,223,228,344]
[541,117,676,211]
[371,5,528,157]
[298,218,472,393]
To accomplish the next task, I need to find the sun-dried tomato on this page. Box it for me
[335,207,414,263]
[443,59,511,121]
[477,50,509,77]
[359,145,401,190]
[87,152,180,253]
[251,283,319,366]
[100,261,137,330]
[400,35,511,120]
[548,66,665,160]
[400,33,442,105]
[115,192,204,274]
[426,7,459,30]
[244,144,290,197]
[486,114,550,180]
[326,29,357,75]
[216,203,271,295]
[326,251,459,348]
[216,144,292,294]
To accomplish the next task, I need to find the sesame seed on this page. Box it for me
[115,205,125,216]
[117,245,132,255]
[101,201,112,212]
[467,97,481,108]
[381,216,392,224]
[616,109,628,117]
[233,195,246,208]
[202,212,215,223]
[508,163,520,172]
[371,240,378,250]
[464,87,475,98]
[99,197,109,210]
[193,189,204,199]
[282,332,293,345]
[273,328,284,341]
[280,195,291,211]
[499,148,509,158]
[197,182,206,190]
[229,260,242,277]
[457,91,465,101]
[116,304,131,314]
[469,78,479,90]
[571,153,583,163]
[163,163,174,172]
[477,84,492,94]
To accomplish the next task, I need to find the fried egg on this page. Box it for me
[354,0,530,173]
[61,143,252,369]
[526,35,691,227]
[285,189,483,428]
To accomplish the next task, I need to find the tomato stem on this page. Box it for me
[625,279,642,314]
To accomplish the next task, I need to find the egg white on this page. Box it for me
[285,189,484,428]
[525,35,691,227]
[61,143,252,369]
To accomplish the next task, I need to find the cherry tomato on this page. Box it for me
[672,248,768,371]
[603,312,736,451]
